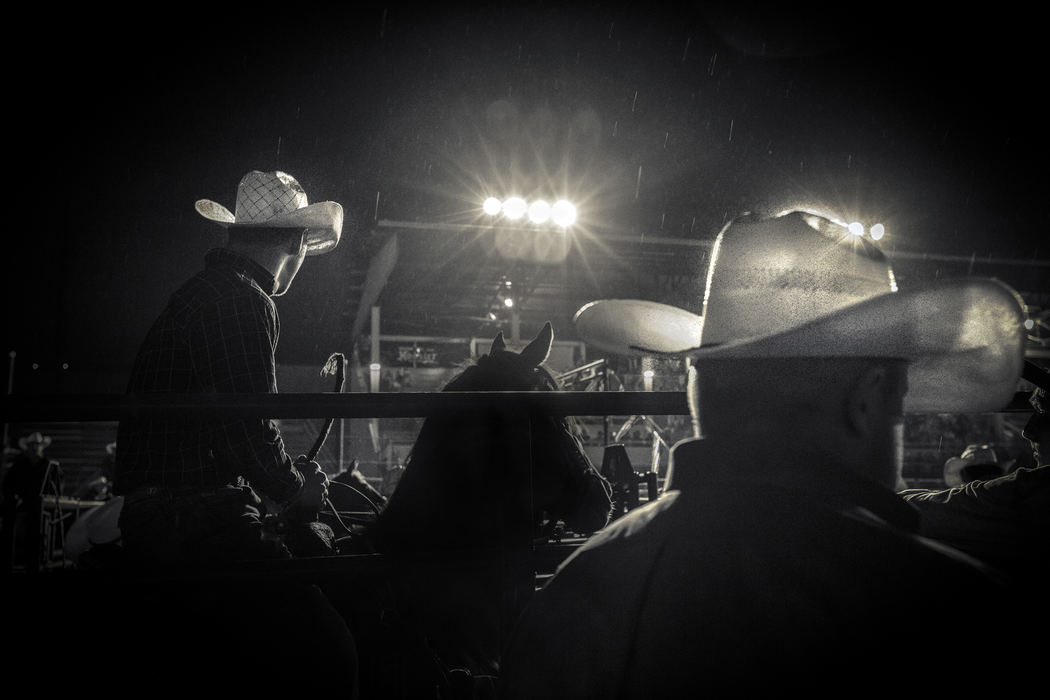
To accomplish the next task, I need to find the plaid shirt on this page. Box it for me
[115,248,304,503]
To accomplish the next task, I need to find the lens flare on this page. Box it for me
[483,197,502,216]
[502,197,527,220]
[551,199,577,227]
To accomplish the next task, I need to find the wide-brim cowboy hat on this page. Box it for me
[574,210,1028,414]
[63,496,123,564]
[195,170,342,256]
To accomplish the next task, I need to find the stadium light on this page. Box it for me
[483,194,576,263]
[528,199,551,224]
[483,196,577,228]
[483,197,502,216]
[502,197,527,220]
[551,199,577,227]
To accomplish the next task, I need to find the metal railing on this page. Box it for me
[0,390,691,422]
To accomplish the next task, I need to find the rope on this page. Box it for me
[306,352,346,462]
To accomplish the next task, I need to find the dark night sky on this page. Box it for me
[7,3,1047,393]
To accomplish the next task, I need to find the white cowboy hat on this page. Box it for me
[574,210,1028,413]
[18,432,51,450]
[195,170,343,256]
[942,443,1011,487]
[63,496,123,564]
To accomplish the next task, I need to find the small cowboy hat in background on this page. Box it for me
[943,443,1012,487]
[195,170,343,256]
[574,209,1028,414]
[18,432,52,450]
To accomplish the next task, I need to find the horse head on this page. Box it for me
[484,323,613,536]
[371,322,612,552]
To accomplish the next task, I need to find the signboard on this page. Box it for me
[379,338,472,368]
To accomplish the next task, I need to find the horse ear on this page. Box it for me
[489,331,507,355]
[519,321,554,368]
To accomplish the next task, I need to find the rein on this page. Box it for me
[307,352,345,462]
[303,353,380,537]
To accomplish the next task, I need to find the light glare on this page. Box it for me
[503,197,527,220]
[483,197,502,216]
[528,199,551,223]
[847,221,865,236]
[869,223,885,240]
[551,199,577,227]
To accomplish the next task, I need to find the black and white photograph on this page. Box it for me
[3,3,1047,696]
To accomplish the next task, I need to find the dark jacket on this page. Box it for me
[499,438,1028,697]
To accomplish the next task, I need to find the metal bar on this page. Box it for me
[0,391,691,421]
[0,389,1035,422]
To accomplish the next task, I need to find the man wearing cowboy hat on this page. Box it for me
[499,210,1035,697]
[1,432,59,572]
[115,171,345,567]
[898,363,1050,586]
[939,443,1009,488]
[103,171,362,690]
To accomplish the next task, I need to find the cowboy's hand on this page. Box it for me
[283,456,329,523]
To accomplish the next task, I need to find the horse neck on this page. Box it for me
[370,412,534,552]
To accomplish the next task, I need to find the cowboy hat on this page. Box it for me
[943,443,1011,487]
[195,170,342,256]
[574,210,1027,413]
[63,496,123,565]
[18,432,51,450]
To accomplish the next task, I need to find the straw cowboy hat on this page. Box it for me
[195,170,343,256]
[574,210,1028,413]
[18,432,51,450]
[942,443,1011,487]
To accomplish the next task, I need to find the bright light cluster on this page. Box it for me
[848,221,886,241]
[483,196,577,228]
[793,208,887,242]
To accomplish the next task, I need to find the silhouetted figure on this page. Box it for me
[1,432,59,573]
[500,210,1033,698]
[116,170,342,567]
[900,369,1050,585]
[100,170,357,693]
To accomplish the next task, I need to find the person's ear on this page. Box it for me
[846,364,888,437]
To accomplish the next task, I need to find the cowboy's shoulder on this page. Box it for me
[169,267,274,322]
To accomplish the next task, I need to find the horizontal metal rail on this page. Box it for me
[0,389,1037,422]
[0,391,691,421]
